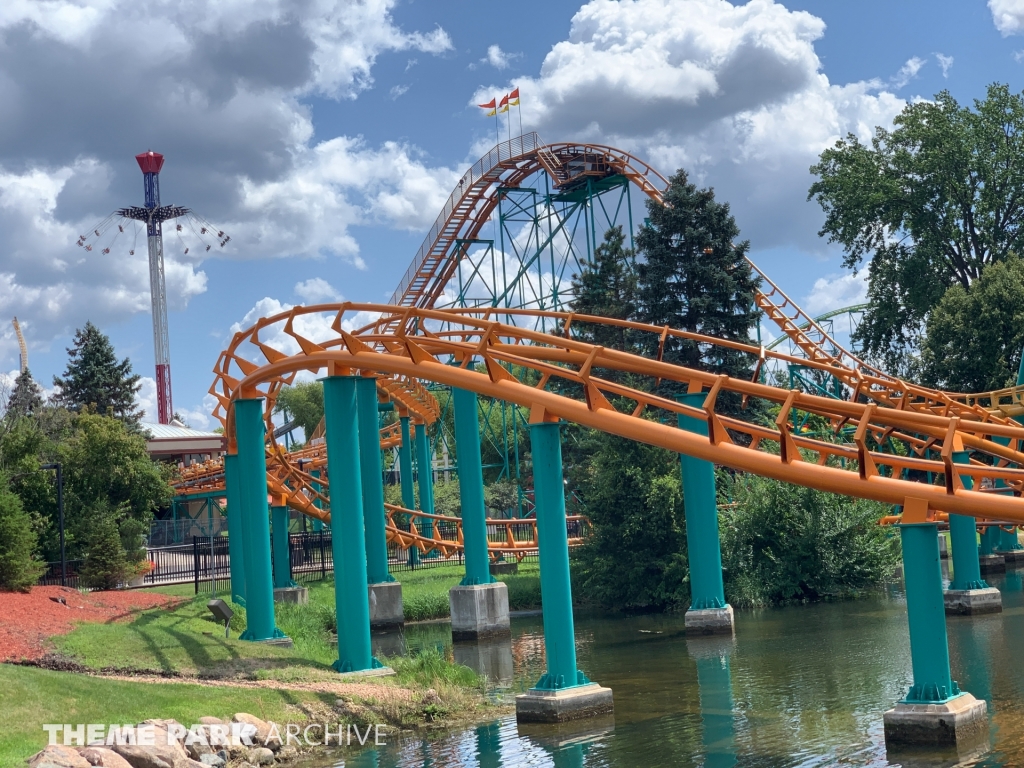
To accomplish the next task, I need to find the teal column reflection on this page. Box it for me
[475,722,502,768]
[688,637,737,768]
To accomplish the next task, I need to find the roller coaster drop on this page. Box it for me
[175,135,1024,737]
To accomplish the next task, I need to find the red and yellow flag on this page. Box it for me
[478,98,497,116]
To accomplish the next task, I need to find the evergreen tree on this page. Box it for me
[78,504,131,590]
[636,170,761,411]
[52,322,142,424]
[6,369,44,420]
[0,473,44,592]
[570,226,638,353]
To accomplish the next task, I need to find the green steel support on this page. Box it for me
[414,422,437,557]
[531,420,590,690]
[399,414,420,565]
[356,376,394,584]
[224,453,246,605]
[271,506,296,589]
[453,388,494,586]
[310,470,324,532]
[900,521,962,703]
[322,375,381,673]
[235,398,286,642]
[677,392,728,610]
[948,451,989,591]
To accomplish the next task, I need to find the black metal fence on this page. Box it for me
[41,518,586,593]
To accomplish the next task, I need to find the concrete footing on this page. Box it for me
[515,683,614,723]
[996,549,1024,567]
[978,554,1006,575]
[453,636,514,684]
[334,666,396,680]
[943,587,1002,615]
[450,582,510,641]
[368,581,404,630]
[938,533,949,559]
[273,587,308,605]
[685,605,735,636]
[883,693,988,747]
[489,561,519,576]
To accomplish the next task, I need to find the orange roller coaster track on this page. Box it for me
[205,303,1024,528]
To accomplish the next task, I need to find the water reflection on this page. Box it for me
[687,636,736,768]
[306,570,1024,766]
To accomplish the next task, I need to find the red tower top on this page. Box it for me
[135,151,164,175]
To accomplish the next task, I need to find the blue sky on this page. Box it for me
[2,0,1024,428]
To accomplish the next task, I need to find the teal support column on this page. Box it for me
[322,375,381,673]
[948,451,989,591]
[224,453,247,605]
[271,506,296,589]
[414,422,437,557]
[310,470,324,532]
[694,650,737,768]
[531,419,589,690]
[235,398,286,642]
[980,525,1001,556]
[399,414,420,566]
[900,522,961,702]
[454,388,494,586]
[677,393,728,610]
[356,376,393,584]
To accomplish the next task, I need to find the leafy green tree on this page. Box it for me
[485,479,520,516]
[636,169,761,410]
[809,84,1024,374]
[921,255,1024,392]
[0,473,44,591]
[274,381,324,444]
[572,430,688,610]
[720,473,899,606]
[5,369,44,421]
[59,414,170,562]
[571,226,638,352]
[52,322,142,424]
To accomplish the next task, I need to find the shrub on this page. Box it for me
[79,509,131,590]
[720,473,900,606]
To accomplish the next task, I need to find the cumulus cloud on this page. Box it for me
[0,0,453,365]
[294,277,343,303]
[990,0,1024,35]
[471,0,905,255]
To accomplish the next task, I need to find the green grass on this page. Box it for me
[0,664,336,768]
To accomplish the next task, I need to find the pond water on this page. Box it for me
[307,569,1024,767]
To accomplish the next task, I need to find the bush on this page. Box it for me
[0,476,44,591]
[720,473,900,607]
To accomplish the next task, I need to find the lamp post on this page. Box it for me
[40,463,65,587]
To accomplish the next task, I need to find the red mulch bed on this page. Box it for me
[0,586,184,662]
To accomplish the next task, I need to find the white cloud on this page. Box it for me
[136,376,157,423]
[891,56,925,89]
[484,44,518,69]
[390,84,410,99]
[470,0,906,255]
[802,271,868,316]
[0,0,454,368]
[935,53,953,78]
[990,0,1024,35]
[294,277,343,304]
